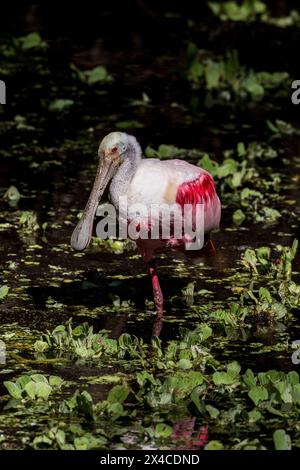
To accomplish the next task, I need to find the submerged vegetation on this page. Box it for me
[1,0,300,451]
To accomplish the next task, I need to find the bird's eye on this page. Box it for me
[111,146,118,153]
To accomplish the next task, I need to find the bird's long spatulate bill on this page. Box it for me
[70,160,115,251]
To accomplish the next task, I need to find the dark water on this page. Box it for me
[1,0,300,344]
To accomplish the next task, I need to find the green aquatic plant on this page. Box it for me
[265,10,300,28]
[273,430,292,450]
[198,151,281,224]
[243,369,300,409]
[0,32,46,60]
[4,374,64,401]
[32,424,107,450]
[71,64,112,85]
[59,384,130,421]
[34,320,151,362]
[237,241,300,321]
[115,120,144,129]
[209,1,300,28]
[3,185,21,206]
[213,284,287,325]
[244,286,287,321]
[35,320,214,369]
[224,141,278,162]
[17,32,45,51]
[91,237,135,254]
[212,303,248,327]
[241,240,298,279]
[18,211,39,232]
[182,281,196,306]
[71,135,284,229]
[208,1,267,22]
[267,119,300,138]
[211,241,299,326]
[145,144,185,159]
[59,390,95,420]
[186,46,288,101]
[34,321,118,358]
[198,153,254,190]
[0,18,299,451]
[278,281,300,309]
[0,285,9,300]
[145,144,208,161]
[212,361,241,386]
[241,246,271,275]
[2,317,300,450]
[48,99,74,112]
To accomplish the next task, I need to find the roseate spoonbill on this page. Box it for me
[71,132,221,319]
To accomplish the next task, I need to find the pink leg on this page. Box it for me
[147,259,164,316]
[135,240,164,318]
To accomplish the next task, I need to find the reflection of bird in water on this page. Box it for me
[71,132,221,335]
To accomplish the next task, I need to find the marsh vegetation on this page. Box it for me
[0,0,300,450]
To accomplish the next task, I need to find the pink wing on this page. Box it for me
[176,172,221,234]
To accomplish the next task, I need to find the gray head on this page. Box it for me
[70,132,141,251]
[98,132,141,162]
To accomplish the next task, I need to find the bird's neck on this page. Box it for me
[109,137,142,208]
